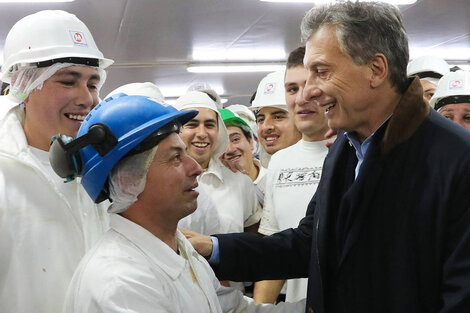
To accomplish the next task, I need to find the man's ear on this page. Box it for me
[369,53,388,88]
[248,137,255,152]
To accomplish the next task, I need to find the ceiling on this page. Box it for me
[0,0,469,105]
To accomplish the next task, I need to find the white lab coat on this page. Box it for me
[199,157,262,233]
[0,107,109,313]
[178,185,223,235]
[65,214,305,313]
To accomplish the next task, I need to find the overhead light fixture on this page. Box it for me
[187,63,285,73]
[0,0,74,2]
[260,0,416,4]
[192,48,286,62]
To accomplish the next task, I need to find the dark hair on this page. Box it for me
[225,122,252,141]
[249,91,257,104]
[301,1,409,93]
[286,46,305,69]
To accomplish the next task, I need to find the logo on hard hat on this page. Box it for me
[449,79,463,90]
[264,82,276,95]
[69,30,88,47]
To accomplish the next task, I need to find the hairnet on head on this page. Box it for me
[107,146,158,214]
[420,77,439,86]
[8,63,106,103]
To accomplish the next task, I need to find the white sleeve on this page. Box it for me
[258,165,280,236]
[215,283,306,313]
[242,175,263,228]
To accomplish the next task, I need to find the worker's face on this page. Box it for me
[223,125,254,175]
[143,133,202,221]
[256,106,301,155]
[179,108,219,169]
[285,65,329,141]
[303,26,377,140]
[24,65,100,151]
[420,79,437,102]
[438,102,470,132]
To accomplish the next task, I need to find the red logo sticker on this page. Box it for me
[264,82,276,94]
[69,30,88,47]
[449,79,463,89]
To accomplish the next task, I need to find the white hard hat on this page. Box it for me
[430,70,470,110]
[105,82,165,104]
[250,70,287,112]
[1,10,113,83]
[174,91,228,159]
[407,55,449,79]
[187,82,222,108]
[225,104,257,136]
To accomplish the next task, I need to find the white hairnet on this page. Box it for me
[107,146,158,214]
[420,77,439,86]
[8,63,106,103]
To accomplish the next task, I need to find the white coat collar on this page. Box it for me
[110,214,198,280]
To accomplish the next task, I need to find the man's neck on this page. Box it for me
[120,208,179,252]
[355,90,401,143]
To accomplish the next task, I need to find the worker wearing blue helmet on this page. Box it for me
[52,94,305,312]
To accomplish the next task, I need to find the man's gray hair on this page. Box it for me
[301,1,409,93]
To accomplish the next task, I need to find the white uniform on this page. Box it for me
[65,214,305,313]
[199,157,262,233]
[259,139,330,302]
[178,185,223,235]
[0,107,109,313]
[253,158,268,207]
[0,96,18,120]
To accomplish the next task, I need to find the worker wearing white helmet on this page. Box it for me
[251,70,301,167]
[407,55,450,102]
[0,10,112,313]
[430,70,470,132]
[175,91,262,234]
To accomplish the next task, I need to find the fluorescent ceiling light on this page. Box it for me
[0,0,74,2]
[187,63,285,73]
[193,48,286,62]
[260,0,416,4]
[410,46,470,62]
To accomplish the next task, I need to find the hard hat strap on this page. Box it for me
[36,57,99,68]
[436,95,470,111]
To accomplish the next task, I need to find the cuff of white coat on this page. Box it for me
[208,236,220,265]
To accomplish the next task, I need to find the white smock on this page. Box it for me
[253,158,268,208]
[65,214,306,313]
[0,106,109,313]
[199,157,262,233]
[178,185,224,235]
[258,139,330,302]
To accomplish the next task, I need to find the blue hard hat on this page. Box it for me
[76,94,197,202]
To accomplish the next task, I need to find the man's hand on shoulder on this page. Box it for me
[180,228,214,258]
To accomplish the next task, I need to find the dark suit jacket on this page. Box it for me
[213,78,470,313]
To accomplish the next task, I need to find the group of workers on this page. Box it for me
[1,1,470,313]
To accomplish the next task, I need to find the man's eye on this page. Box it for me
[286,86,299,94]
[60,81,75,86]
[184,122,198,129]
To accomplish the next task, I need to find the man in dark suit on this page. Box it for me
[184,2,470,312]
